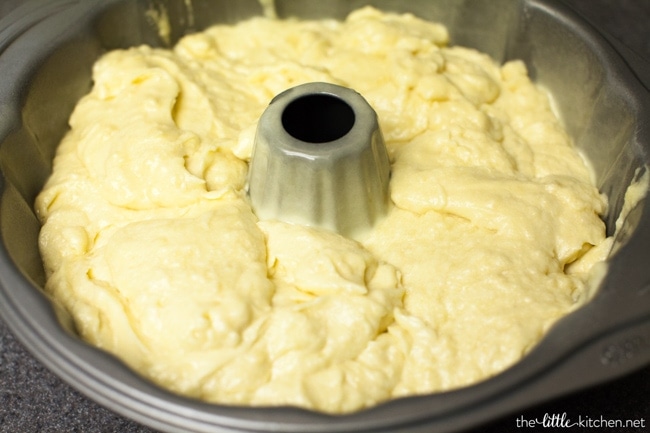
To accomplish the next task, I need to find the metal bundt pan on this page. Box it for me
[0,0,648,432]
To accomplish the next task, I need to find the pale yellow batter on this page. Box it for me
[35,7,610,413]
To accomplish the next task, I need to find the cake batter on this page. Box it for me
[35,7,609,413]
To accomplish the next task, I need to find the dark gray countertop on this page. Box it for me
[1,0,649,432]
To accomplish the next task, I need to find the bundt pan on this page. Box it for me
[0,0,648,432]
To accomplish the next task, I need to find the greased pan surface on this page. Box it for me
[0,1,648,432]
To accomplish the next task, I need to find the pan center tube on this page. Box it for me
[281,93,355,143]
[247,82,391,239]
